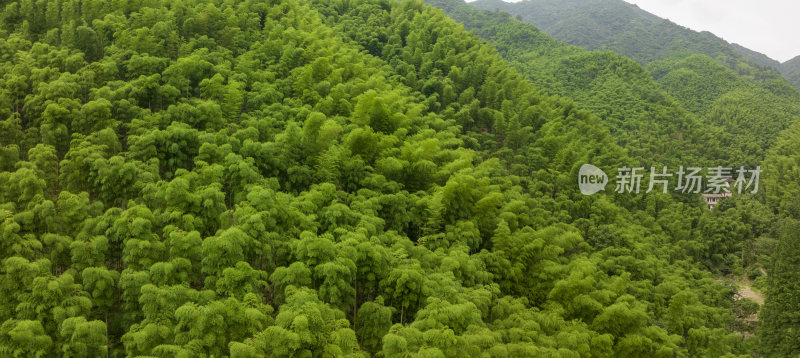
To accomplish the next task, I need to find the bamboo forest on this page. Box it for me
[1,0,800,356]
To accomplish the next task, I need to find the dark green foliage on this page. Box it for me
[755,90,800,354]
[759,221,800,356]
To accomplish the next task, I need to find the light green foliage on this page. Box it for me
[59,317,107,358]
[230,287,361,358]
[0,319,53,357]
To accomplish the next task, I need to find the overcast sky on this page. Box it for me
[472,0,800,63]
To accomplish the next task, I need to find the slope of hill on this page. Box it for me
[430,0,710,170]
[0,0,765,356]
[647,52,800,163]
[782,55,800,89]
[464,0,800,353]
[758,103,800,356]
[730,43,781,70]
[469,0,744,62]
[728,41,800,91]
[471,0,798,91]
[436,0,800,169]
[465,0,800,168]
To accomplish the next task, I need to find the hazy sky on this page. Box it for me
[472,0,800,63]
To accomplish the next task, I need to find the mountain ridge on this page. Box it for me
[781,55,800,89]
[439,0,800,170]
[471,0,800,90]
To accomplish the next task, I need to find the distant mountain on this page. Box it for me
[730,43,781,70]
[439,0,800,169]
[429,0,710,168]
[781,56,800,89]
[470,0,751,63]
[728,43,800,91]
[471,0,800,91]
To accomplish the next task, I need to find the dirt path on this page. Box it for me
[732,277,764,338]
[738,282,764,305]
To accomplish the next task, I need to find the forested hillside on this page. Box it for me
[432,0,800,172]
[0,0,782,356]
[471,0,800,92]
[429,0,707,170]
[469,0,766,66]
[759,112,800,356]
[730,43,782,71]
[459,0,800,356]
[782,55,800,90]
[645,53,800,167]
[462,0,800,169]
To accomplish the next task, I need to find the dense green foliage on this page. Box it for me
[464,0,800,170]
[432,0,800,171]
[449,1,800,354]
[0,0,787,356]
[760,119,800,355]
[758,221,800,356]
[646,53,800,167]
[428,0,706,169]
